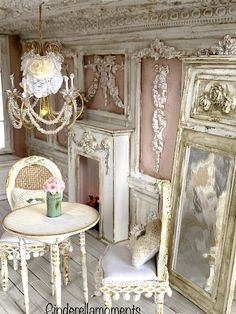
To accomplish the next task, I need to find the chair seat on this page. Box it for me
[0,231,67,245]
[102,245,157,283]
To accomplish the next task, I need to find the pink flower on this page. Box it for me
[43,176,65,194]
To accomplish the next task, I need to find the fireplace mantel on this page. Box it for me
[68,119,133,243]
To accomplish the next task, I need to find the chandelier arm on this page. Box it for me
[63,98,77,129]
[27,100,71,125]
[6,98,22,129]
[27,112,73,135]
[75,92,85,119]
[20,100,34,129]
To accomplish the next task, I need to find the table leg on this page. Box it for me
[51,243,61,308]
[19,239,29,314]
[79,232,88,303]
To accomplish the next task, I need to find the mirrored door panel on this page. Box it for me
[173,146,232,295]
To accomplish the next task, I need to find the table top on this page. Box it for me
[3,202,99,239]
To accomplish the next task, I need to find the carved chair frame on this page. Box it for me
[1,155,71,292]
[94,180,172,314]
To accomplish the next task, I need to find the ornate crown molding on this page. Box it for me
[2,1,236,38]
[196,35,236,56]
[70,130,110,174]
[133,39,185,62]
[152,65,169,173]
[84,55,124,108]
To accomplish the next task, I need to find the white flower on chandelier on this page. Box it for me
[21,51,64,98]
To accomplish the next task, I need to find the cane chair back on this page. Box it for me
[6,155,62,210]
[1,155,71,298]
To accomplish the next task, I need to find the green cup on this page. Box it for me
[46,192,62,217]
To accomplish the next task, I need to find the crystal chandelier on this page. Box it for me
[6,3,84,135]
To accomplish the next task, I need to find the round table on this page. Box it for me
[3,202,99,313]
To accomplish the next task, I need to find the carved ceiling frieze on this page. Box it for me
[1,0,236,38]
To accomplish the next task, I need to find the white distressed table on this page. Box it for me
[2,202,99,313]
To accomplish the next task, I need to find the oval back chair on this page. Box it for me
[1,156,71,303]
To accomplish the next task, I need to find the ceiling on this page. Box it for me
[0,0,231,39]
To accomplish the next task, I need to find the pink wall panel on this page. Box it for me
[9,35,26,157]
[84,55,124,114]
[56,56,75,148]
[140,58,182,180]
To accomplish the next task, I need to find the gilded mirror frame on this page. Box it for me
[169,56,236,314]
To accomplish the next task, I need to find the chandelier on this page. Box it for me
[6,3,84,135]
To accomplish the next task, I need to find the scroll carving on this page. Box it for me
[71,130,110,174]
[152,65,169,172]
[84,55,124,108]
[198,83,235,114]
[196,35,236,56]
[133,39,184,62]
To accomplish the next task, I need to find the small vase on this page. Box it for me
[46,192,62,217]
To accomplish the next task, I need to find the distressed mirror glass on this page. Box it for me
[172,145,233,295]
[171,57,236,314]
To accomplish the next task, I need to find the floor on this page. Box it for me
[0,199,234,314]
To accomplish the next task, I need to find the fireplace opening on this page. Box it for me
[76,155,100,237]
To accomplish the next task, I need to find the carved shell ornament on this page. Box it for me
[133,39,184,62]
[196,35,236,56]
[198,83,236,114]
[71,130,111,175]
[84,55,124,108]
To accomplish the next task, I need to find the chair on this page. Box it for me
[94,181,172,314]
[0,155,72,294]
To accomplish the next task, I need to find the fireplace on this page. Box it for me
[68,120,132,243]
[76,155,100,236]
[77,156,99,204]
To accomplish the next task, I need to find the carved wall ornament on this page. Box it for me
[152,65,169,173]
[71,130,110,174]
[61,46,76,59]
[84,55,124,108]
[198,83,236,114]
[133,39,185,62]
[196,35,236,56]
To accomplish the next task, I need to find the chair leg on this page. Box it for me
[104,293,112,308]
[20,240,29,314]
[155,292,164,314]
[62,249,69,286]
[50,245,55,297]
[13,258,19,271]
[1,255,8,292]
